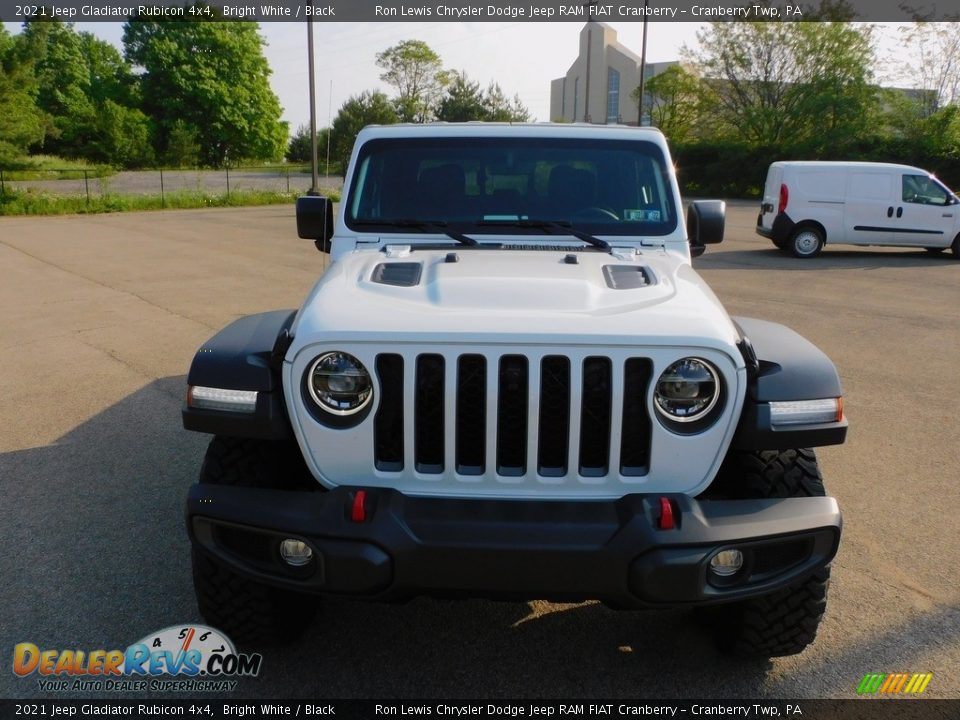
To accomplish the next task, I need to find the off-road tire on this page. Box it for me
[728,448,826,500]
[192,550,318,647]
[199,435,315,491]
[700,448,831,657]
[191,436,319,646]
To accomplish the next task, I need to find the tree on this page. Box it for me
[483,82,531,122]
[689,20,875,146]
[13,20,151,166]
[435,72,487,122]
[330,91,398,174]
[897,22,960,118]
[285,124,331,166]
[375,40,448,122]
[163,120,200,167]
[286,125,312,163]
[77,31,153,166]
[90,99,154,167]
[633,65,707,143]
[123,17,287,166]
[16,20,95,158]
[0,25,44,164]
[434,71,532,123]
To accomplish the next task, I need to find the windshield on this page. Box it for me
[345,137,678,237]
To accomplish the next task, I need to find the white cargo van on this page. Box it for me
[756,161,960,258]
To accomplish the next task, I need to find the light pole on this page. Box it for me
[637,0,649,126]
[306,6,320,196]
[584,8,592,123]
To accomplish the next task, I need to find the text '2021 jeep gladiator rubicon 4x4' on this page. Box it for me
[183,124,846,657]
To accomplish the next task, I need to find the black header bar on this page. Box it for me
[0,1,955,23]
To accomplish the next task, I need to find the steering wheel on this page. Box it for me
[574,206,619,220]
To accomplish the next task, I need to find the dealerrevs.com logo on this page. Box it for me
[13,625,262,692]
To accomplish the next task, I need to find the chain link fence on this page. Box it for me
[0,166,343,204]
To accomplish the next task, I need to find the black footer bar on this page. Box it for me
[2,700,958,720]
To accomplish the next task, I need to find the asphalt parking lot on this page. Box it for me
[1,203,958,701]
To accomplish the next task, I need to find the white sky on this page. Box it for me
[3,21,912,132]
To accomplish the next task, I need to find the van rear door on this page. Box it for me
[758,163,784,233]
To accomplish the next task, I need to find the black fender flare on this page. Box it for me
[182,310,296,439]
[732,316,847,450]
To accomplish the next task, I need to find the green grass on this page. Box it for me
[0,155,115,181]
[0,188,341,216]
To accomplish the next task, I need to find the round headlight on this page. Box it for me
[654,358,720,423]
[307,352,373,415]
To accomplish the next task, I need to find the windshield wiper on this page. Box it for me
[352,219,478,246]
[475,219,610,251]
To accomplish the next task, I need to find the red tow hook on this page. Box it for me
[351,490,368,523]
[658,497,675,530]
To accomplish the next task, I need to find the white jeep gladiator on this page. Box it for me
[183,123,846,657]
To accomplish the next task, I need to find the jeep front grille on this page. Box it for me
[373,352,653,480]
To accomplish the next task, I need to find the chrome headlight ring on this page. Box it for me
[654,357,723,431]
[306,351,374,416]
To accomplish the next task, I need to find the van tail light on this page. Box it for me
[778,183,789,214]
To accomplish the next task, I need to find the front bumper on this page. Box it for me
[187,485,840,608]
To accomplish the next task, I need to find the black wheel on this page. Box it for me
[699,449,832,657]
[191,436,319,646]
[790,226,824,258]
[952,233,960,259]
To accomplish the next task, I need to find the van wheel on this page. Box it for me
[790,227,824,258]
[952,233,960,258]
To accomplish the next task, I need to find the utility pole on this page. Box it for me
[307,4,320,196]
[637,0,649,126]
[583,11,592,123]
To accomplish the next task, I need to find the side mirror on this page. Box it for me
[296,195,334,253]
[686,200,726,257]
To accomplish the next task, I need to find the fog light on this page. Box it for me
[709,549,744,577]
[279,539,313,566]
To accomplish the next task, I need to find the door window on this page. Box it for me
[902,175,950,206]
